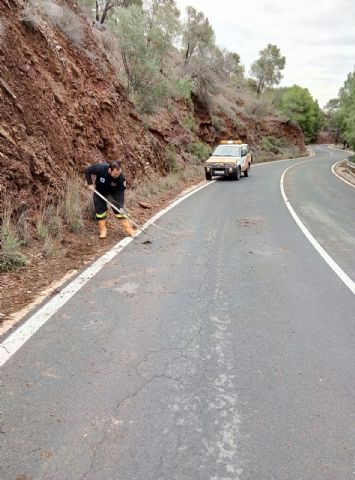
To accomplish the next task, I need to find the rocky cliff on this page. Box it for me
[0,0,305,214]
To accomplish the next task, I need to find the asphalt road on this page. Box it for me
[1,145,354,480]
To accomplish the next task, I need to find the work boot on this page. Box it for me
[120,218,135,237]
[98,219,107,239]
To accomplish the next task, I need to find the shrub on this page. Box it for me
[16,210,32,247]
[126,164,203,209]
[166,148,180,173]
[211,115,225,133]
[182,114,198,133]
[0,198,27,272]
[245,97,273,118]
[261,136,288,154]
[31,0,84,46]
[42,233,59,258]
[36,217,49,241]
[22,5,40,31]
[254,144,302,164]
[185,142,212,161]
[0,19,5,41]
[62,174,85,233]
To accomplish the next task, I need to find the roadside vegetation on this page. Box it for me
[2,0,323,277]
[0,175,87,272]
[0,193,27,273]
[271,86,324,143]
[322,67,355,151]
[77,1,322,148]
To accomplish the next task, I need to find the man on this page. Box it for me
[85,160,134,238]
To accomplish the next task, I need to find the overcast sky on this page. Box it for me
[174,0,355,108]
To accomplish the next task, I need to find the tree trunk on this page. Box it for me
[95,0,99,21]
[100,6,108,24]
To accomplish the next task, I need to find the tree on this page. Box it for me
[111,3,190,113]
[223,51,244,81]
[338,68,355,150]
[250,44,286,95]
[144,0,181,70]
[182,6,214,65]
[278,85,322,143]
[323,98,344,144]
[79,0,142,24]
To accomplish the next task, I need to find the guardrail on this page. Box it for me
[347,155,355,176]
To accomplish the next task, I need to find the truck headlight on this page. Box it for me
[206,167,211,172]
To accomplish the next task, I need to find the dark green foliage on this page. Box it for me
[184,142,212,161]
[277,85,324,143]
[338,68,355,150]
[261,136,288,154]
[250,44,286,95]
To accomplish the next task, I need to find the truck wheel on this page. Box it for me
[244,165,250,177]
[205,172,212,180]
[235,167,241,181]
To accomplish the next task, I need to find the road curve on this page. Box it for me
[1,146,354,480]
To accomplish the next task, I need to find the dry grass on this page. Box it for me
[61,174,85,233]
[33,173,84,258]
[0,19,5,42]
[22,4,40,31]
[16,210,32,247]
[244,96,274,118]
[0,194,27,272]
[30,0,84,46]
[126,165,203,209]
[253,145,305,164]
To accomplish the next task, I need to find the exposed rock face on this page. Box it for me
[315,131,336,144]
[0,0,168,212]
[0,0,305,214]
[149,97,305,153]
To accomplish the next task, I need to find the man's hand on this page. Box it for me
[87,184,95,192]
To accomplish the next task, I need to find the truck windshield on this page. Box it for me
[212,145,241,157]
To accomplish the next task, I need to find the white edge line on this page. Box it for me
[252,148,315,167]
[328,145,354,155]
[0,180,215,367]
[331,160,355,188]
[0,150,318,366]
[280,163,355,296]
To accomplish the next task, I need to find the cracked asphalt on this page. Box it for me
[1,146,354,480]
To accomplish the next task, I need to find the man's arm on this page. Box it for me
[111,174,127,210]
[85,163,105,185]
[118,173,127,191]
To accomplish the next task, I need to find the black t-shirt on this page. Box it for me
[85,163,126,193]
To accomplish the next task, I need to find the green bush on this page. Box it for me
[211,115,225,133]
[182,114,198,133]
[62,174,85,233]
[36,218,49,241]
[185,142,212,161]
[0,213,27,272]
[166,149,180,173]
[261,136,287,154]
[16,210,32,247]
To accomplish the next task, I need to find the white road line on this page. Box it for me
[252,149,315,168]
[331,160,355,189]
[280,163,355,296]
[0,150,321,366]
[0,181,215,367]
[328,145,354,155]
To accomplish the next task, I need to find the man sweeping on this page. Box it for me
[85,160,134,238]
